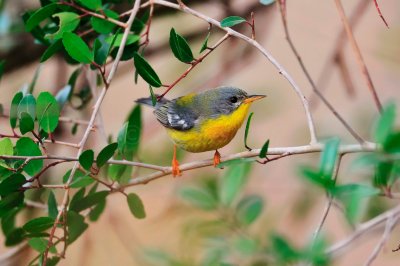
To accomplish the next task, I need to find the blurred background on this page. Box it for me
[0,0,400,265]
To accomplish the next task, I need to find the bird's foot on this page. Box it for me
[172,158,181,177]
[172,145,182,177]
[213,150,221,167]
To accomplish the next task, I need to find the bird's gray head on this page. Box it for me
[200,86,265,117]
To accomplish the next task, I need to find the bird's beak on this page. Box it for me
[243,94,266,104]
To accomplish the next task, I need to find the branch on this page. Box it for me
[333,0,383,113]
[122,142,377,189]
[327,204,400,257]
[149,0,318,145]
[364,215,399,266]
[42,1,142,264]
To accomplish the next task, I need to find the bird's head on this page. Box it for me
[204,86,266,116]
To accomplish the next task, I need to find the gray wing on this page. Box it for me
[154,101,198,131]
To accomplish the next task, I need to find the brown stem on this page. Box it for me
[333,0,383,113]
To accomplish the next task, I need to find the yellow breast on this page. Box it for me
[166,103,251,152]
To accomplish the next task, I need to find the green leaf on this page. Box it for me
[5,228,26,246]
[46,12,80,40]
[127,193,146,219]
[48,191,58,219]
[270,234,300,264]
[18,94,36,120]
[70,191,108,212]
[25,3,58,32]
[0,174,26,197]
[0,138,13,156]
[0,192,24,219]
[236,195,263,225]
[375,103,396,144]
[76,0,102,11]
[19,112,35,135]
[89,199,106,222]
[66,211,88,244]
[41,39,63,62]
[319,138,340,178]
[23,216,54,233]
[220,16,247,27]
[28,237,52,253]
[10,92,23,129]
[0,60,5,82]
[96,143,118,168]
[62,32,94,64]
[331,184,380,198]
[1,208,19,237]
[62,168,86,183]
[149,85,157,106]
[260,0,276,5]
[259,139,269,158]
[79,150,94,171]
[91,9,118,34]
[169,28,194,63]
[179,186,218,210]
[55,84,72,110]
[107,161,127,182]
[105,34,140,47]
[199,32,210,53]
[220,162,252,205]
[374,161,393,188]
[15,137,43,176]
[118,106,141,160]
[383,132,400,154]
[36,92,60,133]
[300,166,334,190]
[70,175,94,188]
[244,112,254,150]
[133,52,162,87]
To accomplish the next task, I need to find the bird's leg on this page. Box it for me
[213,150,221,167]
[172,145,181,177]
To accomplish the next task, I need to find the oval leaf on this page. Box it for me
[127,193,146,219]
[179,186,218,210]
[91,9,119,34]
[46,12,81,40]
[133,52,162,87]
[220,16,247,27]
[18,94,36,120]
[15,138,43,176]
[236,195,263,225]
[79,150,94,171]
[62,32,94,64]
[96,143,118,168]
[23,216,54,233]
[9,92,23,129]
[36,92,60,133]
[25,3,58,31]
[169,28,194,63]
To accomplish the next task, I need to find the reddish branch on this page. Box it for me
[333,0,383,113]
[373,0,389,28]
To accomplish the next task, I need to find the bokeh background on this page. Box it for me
[0,0,400,265]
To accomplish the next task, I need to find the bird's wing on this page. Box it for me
[154,101,198,131]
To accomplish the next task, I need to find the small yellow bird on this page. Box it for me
[136,86,265,176]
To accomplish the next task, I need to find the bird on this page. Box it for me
[136,86,265,177]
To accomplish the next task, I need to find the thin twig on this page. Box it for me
[333,0,383,113]
[150,0,318,144]
[327,205,400,257]
[373,0,389,28]
[364,215,399,266]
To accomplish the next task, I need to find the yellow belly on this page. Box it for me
[166,103,251,152]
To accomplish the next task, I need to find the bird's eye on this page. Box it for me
[230,96,238,103]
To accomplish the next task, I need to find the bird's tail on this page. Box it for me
[135,96,169,108]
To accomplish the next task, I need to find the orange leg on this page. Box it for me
[213,150,221,167]
[172,145,181,177]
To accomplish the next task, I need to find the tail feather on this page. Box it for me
[135,95,169,108]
